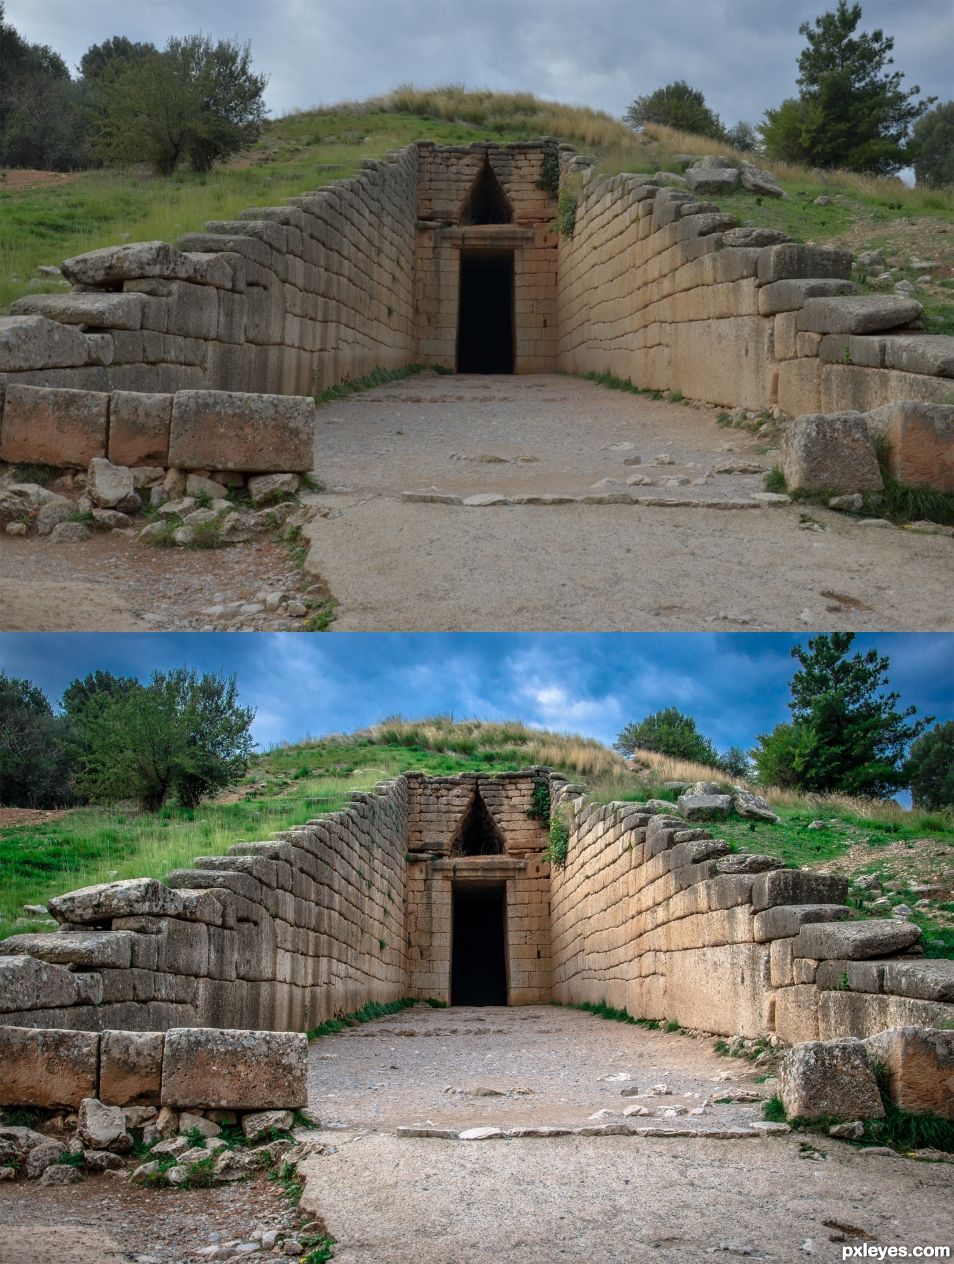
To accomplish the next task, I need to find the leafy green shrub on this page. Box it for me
[545,809,570,867]
[556,185,578,238]
[527,782,551,822]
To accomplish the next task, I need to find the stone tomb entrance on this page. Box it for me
[405,773,553,1006]
[456,249,515,373]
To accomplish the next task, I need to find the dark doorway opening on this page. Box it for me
[451,884,507,1006]
[451,791,506,857]
[457,251,514,374]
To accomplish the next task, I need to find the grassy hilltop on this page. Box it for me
[2,716,951,957]
[3,86,953,329]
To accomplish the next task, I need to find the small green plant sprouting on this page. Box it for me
[314,363,426,406]
[424,996,448,1008]
[536,150,560,198]
[763,1095,787,1123]
[665,1019,682,1033]
[302,1234,336,1263]
[378,938,387,951]
[306,996,415,1040]
[557,998,661,1029]
[185,1126,209,1149]
[666,390,685,404]
[193,489,213,509]
[527,782,551,822]
[763,466,787,494]
[269,1160,304,1204]
[183,1156,217,1188]
[838,971,852,991]
[545,809,570,868]
[556,184,578,238]
[432,363,453,375]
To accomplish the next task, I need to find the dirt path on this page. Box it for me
[0,533,312,632]
[296,1006,954,1264]
[304,373,954,631]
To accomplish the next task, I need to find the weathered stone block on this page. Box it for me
[751,869,849,912]
[99,1030,165,1105]
[0,930,132,969]
[168,391,314,473]
[0,955,80,1013]
[676,793,733,819]
[864,1027,954,1119]
[757,244,853,286]
[61,242,193,287]
[0,384,108,467]
[77,1097,130,1149]
[108,392,172,466]
[685,168,739,195]
[880,959,954,1003]
[794,919,921,961]
[758,278,856,316]
[752,904,853,943]
[0,315,90,372]
[10,292,144,330]
[781,412,883,493]
[0,1027,99,1106]
[778,1038,884,1120]
[49,878,184,926]
[797,295,923,335]
[865,401,954,492]
[160,1028,307,1109]
[87,457,136,509]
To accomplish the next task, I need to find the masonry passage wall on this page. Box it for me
[2,146,420,400]
[0,779,412,1034]
[547,775,954,1040]
[556,158,954,413]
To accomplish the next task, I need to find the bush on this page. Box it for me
[624,81,724,140]
[907,722,954,810]
[912,101,954,188]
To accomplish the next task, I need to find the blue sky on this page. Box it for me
[1,633,950,755]
[9,0,951,131]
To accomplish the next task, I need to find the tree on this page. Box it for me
[614,708,719,767]
[625,81,725,140]
[0,4,87,170]
[760,1,932,174]
[724,121,758,153]
[76,669,254,811]
[0,672,72,808]
[753,634,931,797]
[90,34,267,176]
[911,101,954,189]
[719,746,751,780]
[907,722,954,810]
[751,722,803,789]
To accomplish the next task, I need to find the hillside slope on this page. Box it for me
[2,717,951,956]
[4,87,952,331]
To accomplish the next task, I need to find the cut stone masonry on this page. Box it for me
[2,140,952,483]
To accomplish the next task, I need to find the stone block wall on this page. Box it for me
[0,778,412,1034]
[547,775,954,1040]
[556,162,954,414]
[0,145,420,403]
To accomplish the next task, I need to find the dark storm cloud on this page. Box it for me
[9,0,952,124]
[0,634,950,756]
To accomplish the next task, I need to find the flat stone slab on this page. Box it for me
[0,1026,99,1107]
[797,294,923,335]
[161,1027,307,1109]
[0,384,108,468]
[794,919,922,960]
[169,390,314,473]
[49,877,184,925]
[0,930,133,969]
[10,292,144,330]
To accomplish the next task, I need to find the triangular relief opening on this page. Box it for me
[460,158,513,225]
[450,790,506,856]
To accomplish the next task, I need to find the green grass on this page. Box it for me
[0,737,538,940]
[0,109,532,313]
[306,996,415,1039]
[763,1095,787,1123]
[556,998,662,1030]
[314,363,427,405]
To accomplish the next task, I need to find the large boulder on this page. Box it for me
[778,1038,884,1120]
[60,241,193,287]
[794,919,922,961]
[781,412,884,494]
[677,793,733,820]
[739,162,784,197]
[168,391,314,473]
[686,167,739,195]
[864,1027,954,1119]
[0,1027,98,1107]
[87,458,138,511]
[0,315,89,372]
[865,401,954,493]
[732,790,780,823]
[0,385,108,468]
[161,1028,307,1110]
[48,877,183,925]
[797,294,923,335]
[77,1098,130,1151]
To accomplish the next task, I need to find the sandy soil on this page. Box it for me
[303,373,954,631]
[296,1006,954,1264]
[0,532,312,632]
[0,1171,297,1264]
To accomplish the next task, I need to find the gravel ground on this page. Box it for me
[304,372,954,631]
[296,1005,954,1264]
[0,532,314,631]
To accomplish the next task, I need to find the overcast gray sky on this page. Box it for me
[8,0,952,127]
